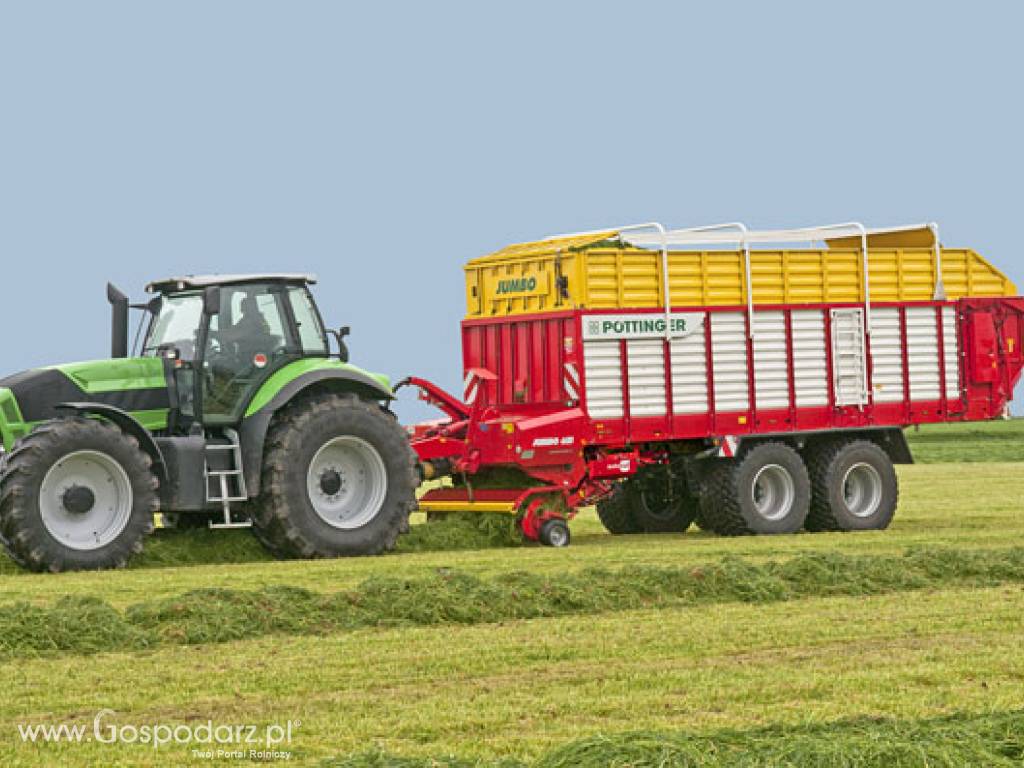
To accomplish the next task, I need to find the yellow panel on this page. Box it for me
[417,500,517,514]
[465,235,1017,318]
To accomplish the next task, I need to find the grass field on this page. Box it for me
[1,419,1022,766]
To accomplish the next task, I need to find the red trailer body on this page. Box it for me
[404,223,1024,543]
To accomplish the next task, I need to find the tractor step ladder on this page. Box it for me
[204,428,252,528]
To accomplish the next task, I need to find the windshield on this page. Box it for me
[142,293,203,359]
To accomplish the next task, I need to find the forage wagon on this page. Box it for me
[404,221,1024,545]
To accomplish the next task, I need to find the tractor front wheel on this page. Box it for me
[0,417,158,571]
[251,393,418,558]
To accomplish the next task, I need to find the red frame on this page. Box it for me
[407,297,1024,526]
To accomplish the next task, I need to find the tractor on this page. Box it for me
[0,274,418,572]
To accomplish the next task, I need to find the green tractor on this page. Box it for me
[0,274,418,572]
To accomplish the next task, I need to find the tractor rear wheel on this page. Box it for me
[805,439,898,531]
[699,442,810,535]
[0,417,158,572]
[251,393,417,558]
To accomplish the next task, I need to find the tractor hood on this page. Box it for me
[0,358,171,450]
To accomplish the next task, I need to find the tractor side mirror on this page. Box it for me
[203,286,221,315]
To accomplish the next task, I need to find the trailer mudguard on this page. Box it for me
[55,402,169,483]
[238,360,395,496]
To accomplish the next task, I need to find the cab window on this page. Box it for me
[288,286,328,355]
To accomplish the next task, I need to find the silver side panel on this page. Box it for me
[791,310,828,407]
[942,306,960,400]
[831,308,868,406]
[583,340,623,418]
[711,312,749,413]
[870,307,904,403]
[627,339,666,416]
[752,311,789,409]
[906,306,942,401]
[670,329,709,414]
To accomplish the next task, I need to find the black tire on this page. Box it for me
[805,439,898,531]
[0,417,158,572]
[251,393,418,558]
[595,483,642,534]
[539,518,570,547]
[630,465,697,533]
[699,442,810,535]
[692,505,714,532]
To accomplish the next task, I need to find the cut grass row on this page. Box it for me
[3,545,1024,657]
[2,462,1021,609]
[332,710,1024,767]
[4,585,1023,766]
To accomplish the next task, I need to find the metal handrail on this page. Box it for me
[547,219,952,338]
[928,222,945,300]
[662,223,752,337]
[545,221,670,338]
[626,221,874,335]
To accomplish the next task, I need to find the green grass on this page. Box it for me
[906,417,1024,463]
[333,710,1024,767]
[1,419,1022,766]
[3,461,1023,610]
[4,585,1024,766]
[3,546,1024,658]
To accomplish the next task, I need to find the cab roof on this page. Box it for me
[146,273,317,293]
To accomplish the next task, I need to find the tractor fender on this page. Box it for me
[54,402,169,483]
[238,368,394,496]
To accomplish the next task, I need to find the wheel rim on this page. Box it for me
[306,436,388,529]
[546,524,569,547]
[39,450,133,551]
[842,462,883,518]
[750,463,795,521]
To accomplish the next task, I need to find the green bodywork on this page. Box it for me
[0,355,391,452]
[0,358,171,450]
[0,389,26,449]
[244,358,391,417]
[54,357,168,393]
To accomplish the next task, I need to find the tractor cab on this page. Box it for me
[137,275,332,428]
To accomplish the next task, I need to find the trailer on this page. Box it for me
[402,221,1024,545]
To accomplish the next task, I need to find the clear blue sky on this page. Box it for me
[1,1,1021,420]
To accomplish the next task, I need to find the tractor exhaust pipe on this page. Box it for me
[107,283,129,358]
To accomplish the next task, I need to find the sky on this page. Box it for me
[1,1,1022,421]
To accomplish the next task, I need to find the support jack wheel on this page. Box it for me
[539,518,571,548]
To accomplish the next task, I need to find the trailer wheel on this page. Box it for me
[700,442,810,535]
[595,484,642,534]
[251,393,418,558]
[0,417,158,572]
[539,518,570,547]
[630,466,697,533]
[805,439,898,531]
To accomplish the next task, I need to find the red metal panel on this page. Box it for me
[935,306,948,418]
[703,310,717,434]
[530,321,545,402]
[899,305,911,422]
[549,318,565,403]
[450,297,1023,460]
[784,310,796,429]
